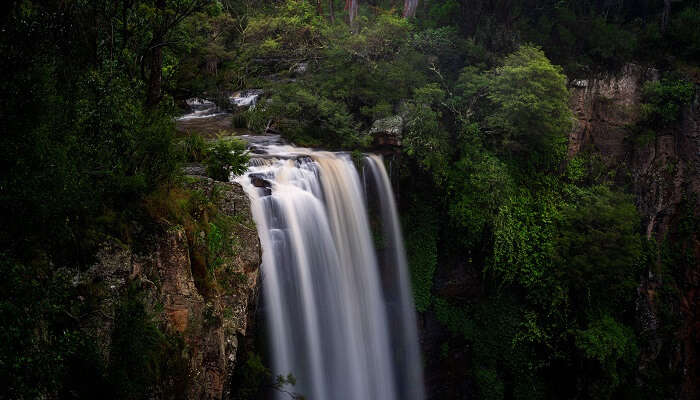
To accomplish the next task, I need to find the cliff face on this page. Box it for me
[568,64,700,400]
[78,177,261,400]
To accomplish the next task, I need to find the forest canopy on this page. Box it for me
[1,0,699,399]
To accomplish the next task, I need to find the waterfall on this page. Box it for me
[364,155,425,400]
[236,143,424,400]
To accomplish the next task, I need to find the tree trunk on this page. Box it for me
[329,0,335,23]
[316,0,323,16]
[146,44,163,107]
[661,0,671,34]
[403,0,418,18]
[345,0,358,24]
[147,0,166,107]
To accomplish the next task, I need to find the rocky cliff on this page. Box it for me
[568,64,700,400]
[77,177,261,399]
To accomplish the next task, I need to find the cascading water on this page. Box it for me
[236,139,424,400]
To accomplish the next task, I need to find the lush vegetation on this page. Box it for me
[2,0,699,399]
[231,1,698,399]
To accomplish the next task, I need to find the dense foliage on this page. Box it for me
[2,0,699,399]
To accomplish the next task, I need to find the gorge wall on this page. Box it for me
[569,64,699,399]
[413,63,700,400]
[77,177,261,400]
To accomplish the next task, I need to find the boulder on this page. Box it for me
[370,115,404,147]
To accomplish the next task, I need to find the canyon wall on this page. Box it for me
[568,64,699,400]
[77,177,261,400]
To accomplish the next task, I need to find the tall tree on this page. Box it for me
[146,0,212,106]
[345,0,358,24]
[661,0,671,33]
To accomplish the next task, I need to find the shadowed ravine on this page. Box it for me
[236,140,424,400]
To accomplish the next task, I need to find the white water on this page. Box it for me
[236,142,424,400]
[230,89,262,108]
[177,90,262,120]
[176,98,228,120]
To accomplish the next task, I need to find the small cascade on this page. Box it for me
[236,142,424,400]
[176,98,227,120]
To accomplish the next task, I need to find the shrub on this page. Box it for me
[403,84,451,178]
[640,77,695,128]
[553,185,642,312]
[205,138,250,181]
[243,0,325,59]
[182,134,208,162]
[575,315,639,398]
[232,112,248,129]
[107,287,188,398]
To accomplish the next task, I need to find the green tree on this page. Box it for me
[640,77,695,129]
[554,185,643,312]
[487,46,572,164]
[575,315,639,399]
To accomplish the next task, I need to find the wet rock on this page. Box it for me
[183,162,207,177]
[568,64,658,159]
[249,173,271,189]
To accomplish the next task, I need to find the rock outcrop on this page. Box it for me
[77,177,261,400]
[568,64,700,400]
[370,115,404,148]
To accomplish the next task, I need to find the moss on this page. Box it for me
[144,182,248,298]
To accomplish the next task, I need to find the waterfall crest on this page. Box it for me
[237,143,424,400]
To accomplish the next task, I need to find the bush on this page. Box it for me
[232,112,249,129]
[553,185,642,312]
[0,257,105,398]
[182,134,208,162]
[243,0,325,59]
[248,84,368,148]
[640,77,695,128]
[2,63,180,266]
[205,138,250,181]
[575,315,639,398]
[403,84,451,178]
